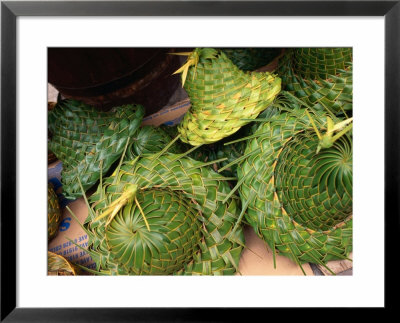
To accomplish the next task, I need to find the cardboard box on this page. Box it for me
[48,197,96,270]
[238,225,313,276]
[141,99,190,127]
[317,253,353,276]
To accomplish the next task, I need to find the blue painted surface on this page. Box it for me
[59,217,71,232]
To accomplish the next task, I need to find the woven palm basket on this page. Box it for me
[234,94,352,274]
[221,48,282,71]
[48,183,62,241]
[48,251,81,275]
[69,147,245,275]
[293,48,352,79]
[277,48,352,116]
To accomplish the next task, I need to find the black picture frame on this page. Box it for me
[1,0,397,321]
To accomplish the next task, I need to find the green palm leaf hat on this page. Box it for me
[172,48,282,146]
[68,141,245,275]
[277,48,352,116]
[48,99,144,199]
[292,48,352,79]
[48,183,62,241]
[227,93,353,274]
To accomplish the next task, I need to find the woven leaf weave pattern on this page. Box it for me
[178,49,281,146]
[293,48,352,79]
[48,100,144,199]
[237,107,352,268]
[125,125,182,161]
[278,49,352,115]
[48,251,77,275]
[86,154,245,275]
[48,184,62,241]
[221,48,281,71]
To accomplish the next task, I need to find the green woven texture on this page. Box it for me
[145,123,245,178]
[147,125,239,176]
[221,48,281,71]
[236,99,352,273]
[186,124,253,179]
[190,140,245,178]
[48,251,78,275]
[170,109,278,178]
[48,184,62,241]
[293,48,352,79]
[176,48,281,146]
[82,153,244,275]
[277,49,352,115]
[125,125,182,161]
[48,100,144,199]
[204,107,283,177]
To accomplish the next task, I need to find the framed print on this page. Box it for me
[1,0,397,320]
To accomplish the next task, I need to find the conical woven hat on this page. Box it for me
[174,48,281,146]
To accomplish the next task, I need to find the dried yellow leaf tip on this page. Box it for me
[171,48,218,87]
[94,184,138,225]
[306,109,353,153]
